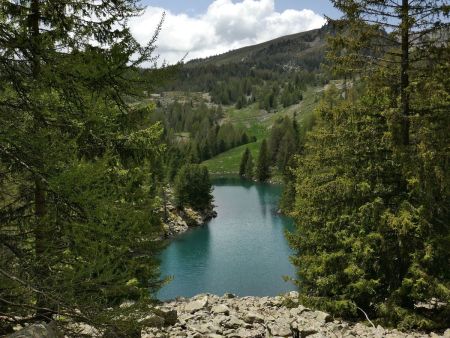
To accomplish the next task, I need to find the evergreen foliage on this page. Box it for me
[244,151,254,179]
[147,26,331,111]
[0,0,168,335]
[153,99,252,177]
[174,164,214,211]
[288,1,449,329]
[256,140,270,182]
[239,148,250,177]
[268,117,299,173]
[239,147,254,179]
[327,0,449,147]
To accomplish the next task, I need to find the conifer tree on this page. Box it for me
[0,0,168,334]
[239,147,254,179]
[288,1,450,327]
[276,130,297,173]
[328,0,449,146]
[174,164,213,211]
[256,140,270,181]
[239,148,250,177]
[245,151,254,179]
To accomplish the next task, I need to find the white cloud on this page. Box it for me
[129,0,326,65]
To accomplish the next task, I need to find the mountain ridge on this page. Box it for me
[184,24,331,71]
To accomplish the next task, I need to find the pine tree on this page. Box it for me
[268,116,299,170]
[239,148,250,177]
[269,120,284,162]
[0,1,168,334]
[256,140,270,181]
[245,151,254,179]
[276,129,297,173]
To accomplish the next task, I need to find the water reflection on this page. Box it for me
[157,177,296,300]
[212,176,254,188]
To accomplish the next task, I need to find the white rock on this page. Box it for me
[213,314,229,326]
[313,310,332,324]
[291,321,318,338]
[243,311,265,324]
[8,323,60,338]
[212,304,230,315]
[259,296,270,306]
[224,315,245,329]
[233,327,266,338]
[188,323,212,334]
[185,296,209,313]
[288,291,299,298]
[308,334,329,338]
[268,319,292,337]
[290,307,302,317]
[119,300,135,308]
[371,325,385,338]
[272,296,283,306]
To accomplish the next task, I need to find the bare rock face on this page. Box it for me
[140,292,441,338]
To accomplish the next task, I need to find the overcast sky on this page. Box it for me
[131,0,341,65]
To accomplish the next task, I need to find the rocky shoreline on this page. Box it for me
[144,293,449,338]
[159,187,217,238]
[161,204,217,238]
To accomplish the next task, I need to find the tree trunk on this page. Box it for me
[30,0,53,320]
[400,0,410,146]
[34,177,52,319]
[30,0,41,77]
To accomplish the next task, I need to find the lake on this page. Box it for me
[157,177,297,300]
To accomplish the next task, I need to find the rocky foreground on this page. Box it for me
[144,293,449,338]
[7,292,449,337]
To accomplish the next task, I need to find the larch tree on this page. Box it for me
[288,0,449,330]
[328,0,449,146]
[0,0,169,335]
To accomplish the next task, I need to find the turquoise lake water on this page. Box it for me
[157,177,297,300]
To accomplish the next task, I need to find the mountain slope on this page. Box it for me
[185,25,331,71]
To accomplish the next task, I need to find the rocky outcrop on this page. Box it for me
[159,187,217,238]
[144,292,450,338]
[161,205,217,238]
